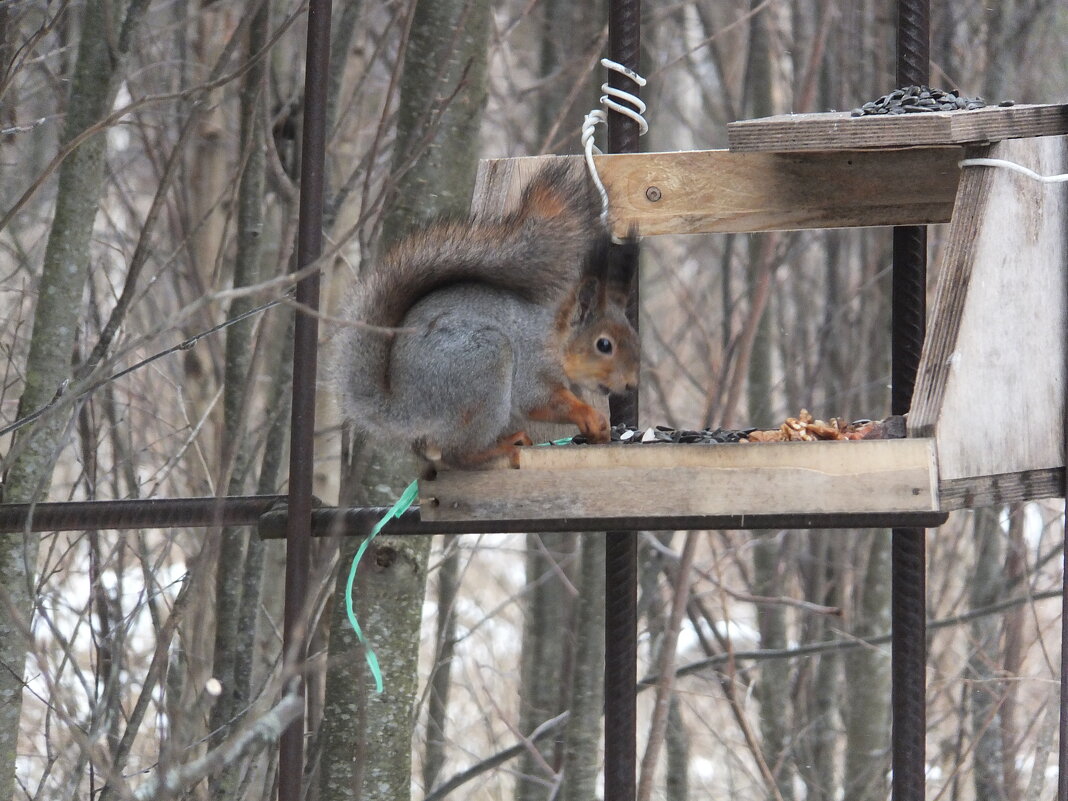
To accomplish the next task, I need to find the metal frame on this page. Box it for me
[890,4,930,800]
[604,3,642,798]
[0,498,948,537]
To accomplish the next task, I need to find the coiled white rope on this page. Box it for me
[582,58,649,227]
[959,157,1068,183]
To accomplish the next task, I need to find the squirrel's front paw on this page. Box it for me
[577,409,611,443]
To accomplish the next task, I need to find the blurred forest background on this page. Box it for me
[1,0,1067,799]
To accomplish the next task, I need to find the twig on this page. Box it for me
[422,712,569,801]
[131,692,302,800]
[643,587,1063,686]
[637,532,697,801]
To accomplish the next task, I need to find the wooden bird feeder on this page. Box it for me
[420,104,1068,530]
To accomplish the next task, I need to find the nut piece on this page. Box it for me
[742,410,905,443]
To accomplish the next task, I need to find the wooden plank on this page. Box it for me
[475,148,961,237]
[518,437,928,471]
[727,103,1068,152]
[909,136,1068,485]
[938,468,1065,511]
[421,439,939,522]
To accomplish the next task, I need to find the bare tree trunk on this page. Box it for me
[181,3,234,483]
[518,7,604,797]
[664,695,689,801]
[794,530,841,801]
[423,535,460,793]
[843,532,892,801]
[318,1,491,798]
[751,533,793,801]
[1000,507,1026,801]
[969,507,1011,801]
[638,533,696,801]
[743,0,777,429]
[560,533,606,801]
[791,222,846,801]
[533,0,606,155]
[209,1,271,788]
[0,0,149,794]
[517,533,576,800]
[742,8,794,797]
[377,0,491,245]
[318,447,432,801]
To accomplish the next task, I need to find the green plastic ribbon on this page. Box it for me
[345,479,419,693]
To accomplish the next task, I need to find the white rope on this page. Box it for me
[582,58,649,229]
[958,157,1068,184]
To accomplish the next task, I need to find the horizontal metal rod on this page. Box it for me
[0,496,287,533]
[258,509,948,538]
[0,498,948,536]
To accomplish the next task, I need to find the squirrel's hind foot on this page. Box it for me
[448,430,534,470]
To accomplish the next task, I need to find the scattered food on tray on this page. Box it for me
[741,410,906,442]
[563,411,906,446]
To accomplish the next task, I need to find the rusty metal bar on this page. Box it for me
[278,0,332,797]
[606,0,642,156]
[604,2,641,800]
[0,496,286,533]
[892,3,929,801]
[255,508,948,538]
[892,225,927,416]
[0,499,947,536]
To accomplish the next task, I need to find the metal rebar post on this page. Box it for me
[279,0,331,798]
[892,3,929,801]
[1059,190,1068,801]
[604,2,641,800]
[0,496,287,532]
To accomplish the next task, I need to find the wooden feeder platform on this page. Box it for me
[726,103,1068,152]
[421,438,943,529]
[420,103,1068,531]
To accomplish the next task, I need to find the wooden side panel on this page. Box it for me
[421,439,939,523]
[939,468,1065,511]
[727,103,1068,152]
[909,136,1068,486]
[474,148,961,236]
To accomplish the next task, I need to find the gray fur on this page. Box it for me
[330,162,635,466]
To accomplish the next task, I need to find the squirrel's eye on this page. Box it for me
[595,337,613,355]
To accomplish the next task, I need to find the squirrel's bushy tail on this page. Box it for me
[331,160,602,434]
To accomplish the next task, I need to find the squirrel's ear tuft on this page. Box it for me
[574,275,602,325]
[581,231,613,281]
[574,229,638,323]
[571,232,608,320]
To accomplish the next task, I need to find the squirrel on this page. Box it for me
[330,161,640,468]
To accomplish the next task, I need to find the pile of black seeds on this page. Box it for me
[850,85,1013,117]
